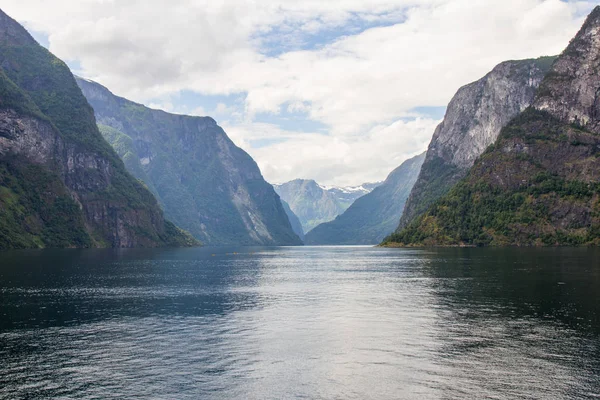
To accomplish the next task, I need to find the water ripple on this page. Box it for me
[0,246,599,399]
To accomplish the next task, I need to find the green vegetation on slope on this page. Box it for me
[0,68,46,120]
[0,45,114,156]
[0,160,92,249]
[0,45,153,210]
[77,78,300,245]
[97,124,160,199]
[397,56,557,231]
[396,155,462,232]
[0,10,197,248]
[384,109,600,247]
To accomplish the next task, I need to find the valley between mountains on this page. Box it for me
[1,6,599,248]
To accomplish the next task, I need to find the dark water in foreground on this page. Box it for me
[0,246,599,399]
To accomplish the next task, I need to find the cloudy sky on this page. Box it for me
[3,0,597,186]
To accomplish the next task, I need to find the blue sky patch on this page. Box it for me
[255,11,407,57]
[250,138,290,148]
[253,104,329,133]
[410,106,447,120]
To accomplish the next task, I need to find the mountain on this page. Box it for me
[0,8,196,249]
[396,56,556,231]
[76,77,301,246]
[281,200,304,241]
[273,180,379,233]
[384,7,600,247]
[324,182,382,210]
[305,153,425,245]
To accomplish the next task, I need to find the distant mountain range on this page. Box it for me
[2,4,599,249]
[305,153,425,245]
[322,182,382,209]
[273,180,381,234]
[277,57,557,246]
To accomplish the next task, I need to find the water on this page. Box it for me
[0,246,599,399]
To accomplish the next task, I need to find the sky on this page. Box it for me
[2,0,597,186]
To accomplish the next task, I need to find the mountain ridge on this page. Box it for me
[305,153,425,245]
[397,56,556,231]
[0,8,196,248]
[76,76,302,246]
[274,179,380,233]
[385,7,600,247]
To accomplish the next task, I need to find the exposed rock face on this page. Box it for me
[0,8,196,248]
[534,7,600,133]
[385,7,600,247]
[397,57,555,230]
[305,153,424,245]
[76,78,301,246]
[273,179,377,233]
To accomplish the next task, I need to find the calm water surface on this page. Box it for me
[0,246,599,399]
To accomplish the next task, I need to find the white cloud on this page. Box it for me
[190,106,207,117]
[223,117,439,186]
[2,0,596,185]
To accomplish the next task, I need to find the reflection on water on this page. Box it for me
[0,246,599,399]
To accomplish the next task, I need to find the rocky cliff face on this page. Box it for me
[397,57,555,230]
[385,7,600,247]
[273,179,376,233]
[0,8,196,248]
[534,7,600,134]
[305,153,424,245]
[76,78,301,246]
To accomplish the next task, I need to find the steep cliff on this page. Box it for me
[533,7,600,130]
[397,57,555,230]
[385,7,600,247]
[0,8,196,248]
[281,200,304,241]
[305,153,424,245]
[76,78,301,246]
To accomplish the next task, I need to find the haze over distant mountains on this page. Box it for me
[305,153,425,245]
[286,56,557,246]
[273,180,380,234]
[1,3,599,250]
